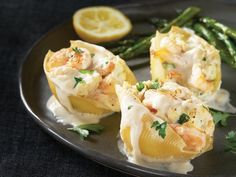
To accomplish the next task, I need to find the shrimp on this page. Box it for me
[96,60,115,76]
[167,70,182,81]
[48,47,92,70]
[189,64,215,92]
[170,124,206,152]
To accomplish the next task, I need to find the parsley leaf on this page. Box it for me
[79,69,94,74]
[72,47,84,54]
[209,108,235,126]
[163,62,176,70]
[149,80,160,89]
[73,77,85,88]
[151,120,167,139]
[67,124,104,140]
[225,131,236,154]
[78,124,104,133]
[136,82,145,91]
[128,105,133,110]
[68,127,89,140]
[178,113,190,124]
[90,53,95,58]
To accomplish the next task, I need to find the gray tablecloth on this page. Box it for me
[0,0,133,176]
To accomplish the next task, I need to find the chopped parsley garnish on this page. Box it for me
[151,120,167,139]
[79,69,94,74]
[136,82,145,91]
[163,62,176,70]
[72,47,84,54]
[90,53,95,58]
[67,124,104,140]
[73,77,85,88]
[149,80,160,89]
[225,131,236,154]
[209,108,236,127]
[178,113,190,124]
[202,57,207,61]
[105,61,109,64]
[128,105,133,110]
[203,105,209,110]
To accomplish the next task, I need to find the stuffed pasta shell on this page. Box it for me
[149,26,236,112]
[44,40,137,121]
[116,80,214,173]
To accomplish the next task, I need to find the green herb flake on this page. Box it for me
[128,105,133,110]
[149,81,160,89]
[163,62,176,70]
[67,124,104,140]
[209,108,235,127]
[136,82,145,92]
[105,61,109,64]
[151,120,167,139]
[67,127,89,140]
[90,53,95,58]
[73,77,85,88]
[72,47,84,54]
[202,105,209,110]
[178,113,190,124]
[225,131,236,154]
[202,57,207,61]
[79,69,94,74]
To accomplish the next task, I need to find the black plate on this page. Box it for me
[19,0,236,176]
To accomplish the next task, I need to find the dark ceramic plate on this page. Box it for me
[19,0,236,176]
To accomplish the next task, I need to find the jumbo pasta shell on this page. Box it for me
[150,26,221,97]
[116,81,214,162]
[44,40,137,115]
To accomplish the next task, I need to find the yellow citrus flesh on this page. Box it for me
[73,6,132,43]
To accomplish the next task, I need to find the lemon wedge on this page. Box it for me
[73,6,132,43]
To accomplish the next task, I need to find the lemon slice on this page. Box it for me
[73,6,132,43]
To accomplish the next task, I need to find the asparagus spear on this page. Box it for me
[149,18,168,29]
[119,35,153,60]
[212,29,236,67]
[110,46,128,55]
[193,23,233,66]
[160,7,201,33]
[109,35,151,55]
[119,7,201,60]
[200,17,236,41]
[101,39,136,48]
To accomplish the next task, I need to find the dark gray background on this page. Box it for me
[0,0,133,176]
[1,0,236,177]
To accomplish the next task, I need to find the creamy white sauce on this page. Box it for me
[204,88,236,113]
[130,157,193,174]
[47,96,112,126]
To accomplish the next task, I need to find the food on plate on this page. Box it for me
[116,7,236,72]
[119,7,201,59]
[44,40,136,124]
[150,26,236,113]
[73,6,132,43]
[116,80,215,174]
[36,4,236,176]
